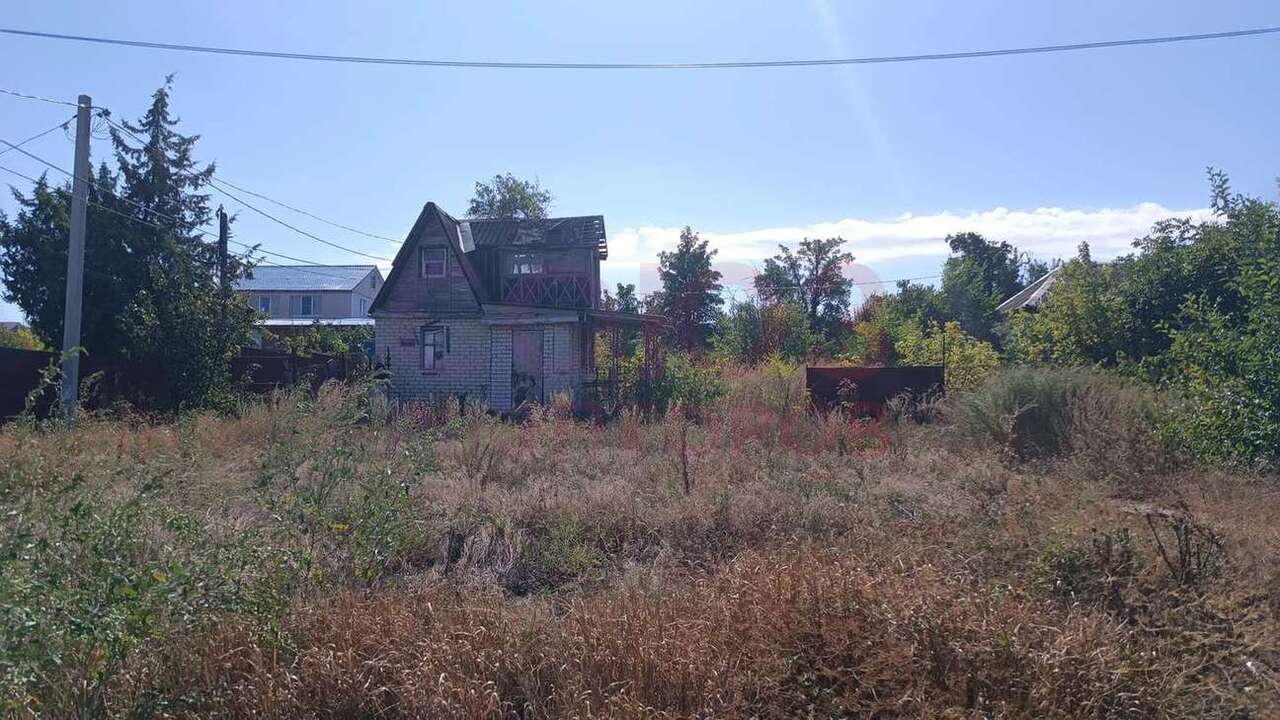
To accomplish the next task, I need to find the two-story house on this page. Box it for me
[235,264,384,327]
[370,202,661,412]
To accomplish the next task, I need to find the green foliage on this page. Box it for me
[1005,244,1123,366]
[0,78,256,409]
[952,366,1089,461]
[467,172,553,220]
[876,280,950,331]
[276,323,373,357]
[896,321,999,392]
[941,232,1027,342]
[1002,170,1280,468]
[0,324,45,350]
[653,227,723,352]
[0,488,289,715]
[753,237,854,347]
[650,351,725,413]
[713,299,812,364]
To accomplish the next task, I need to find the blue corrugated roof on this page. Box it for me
[235,265,377,292]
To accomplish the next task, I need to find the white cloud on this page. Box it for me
[604,202,1215,292]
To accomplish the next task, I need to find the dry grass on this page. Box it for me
[2,369,1278,718]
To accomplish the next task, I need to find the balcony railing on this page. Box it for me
[500,274,592,307]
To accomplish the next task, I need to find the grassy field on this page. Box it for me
[2,365,1277,718]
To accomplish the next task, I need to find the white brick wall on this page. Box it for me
[375,315,491,408]
[375,314,583,412]
[489,327,513,411]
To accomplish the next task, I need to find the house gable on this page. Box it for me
[370,203,483,316]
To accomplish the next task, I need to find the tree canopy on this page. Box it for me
[0,78,257,408]
[467,173,553,220]
[753,237,853,346]
[654,227,723,352]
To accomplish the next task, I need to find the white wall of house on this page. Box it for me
[373,313,583,412]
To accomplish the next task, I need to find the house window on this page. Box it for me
[421,327,446,371]
[255,295,271,313]
[421,248,447,278]
[511,253,543,275]
[290,295,317,316]
[358,297,369,316]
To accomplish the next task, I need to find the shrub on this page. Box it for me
[953,366,1172,474]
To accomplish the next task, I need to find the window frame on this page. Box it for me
[511,252,544,275]
[421,247,447,278]
[421,326,447,371]
[256,295,271,313]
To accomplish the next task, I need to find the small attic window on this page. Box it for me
[420,248,447,278]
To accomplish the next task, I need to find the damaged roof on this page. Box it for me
[461,216,608,259]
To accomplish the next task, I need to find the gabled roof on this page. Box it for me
[235,265,377,292]
[369,202,485,313]
[461,215,608,259]
[997,266,1061,313]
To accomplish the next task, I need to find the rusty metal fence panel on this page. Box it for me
[805,365,944,415]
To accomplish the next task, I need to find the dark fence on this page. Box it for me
[806,365,944,416]
[231,350,363,394]
[1,347,364,420]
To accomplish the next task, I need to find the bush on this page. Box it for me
[897,321,999,392]
[953,366,1172,477]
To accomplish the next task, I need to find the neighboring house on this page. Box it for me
[370,202,661,412]
[996,266,1061,314]
[235,265,384,326]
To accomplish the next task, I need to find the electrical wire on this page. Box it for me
[0,153,372,281]
[0,115,75,158]
[204,178,394,262]
[2,25,1277,70]
[0,87,86,107]
[99,114,399,257]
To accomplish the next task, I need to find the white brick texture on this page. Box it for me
[375,314,583,412]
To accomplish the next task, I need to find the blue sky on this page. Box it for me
[2,0,1278,321]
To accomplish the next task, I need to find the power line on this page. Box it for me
[98,114,398,257]
[0,150,369,278]
[204,178,394,262]
[0,87,87,107]
[0,115,74,158]
[1,115,395,267]
[2,24,1277,70]
[209,176,398,244]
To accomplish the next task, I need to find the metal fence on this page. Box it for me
[1,347,364,420]
[805,365,945,416]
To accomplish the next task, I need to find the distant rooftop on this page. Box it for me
[235,265,378,292]
[997,266,1061,314]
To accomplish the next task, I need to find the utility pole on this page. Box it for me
[217,205,229,293]
[60,94,91,422]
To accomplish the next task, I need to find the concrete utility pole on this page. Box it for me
[60,94,92,422]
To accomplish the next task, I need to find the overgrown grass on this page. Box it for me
[1,367,1276,718]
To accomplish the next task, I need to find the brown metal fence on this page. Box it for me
[1,347,364,420]
[805,365,944,416]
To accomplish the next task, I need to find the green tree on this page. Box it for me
[897,321,1000,392]
[713,299,811,364]
[0,78,256,408]
[653,227,723,352]
[1157,173,1280,467]
[941,232,1026,341]
[753,237,853,346]
[1005,244,1122,366]
[0,324,47,350]
[870,280,950,333]
[467,173,553,220]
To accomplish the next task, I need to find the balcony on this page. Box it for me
[500,274,592,308]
